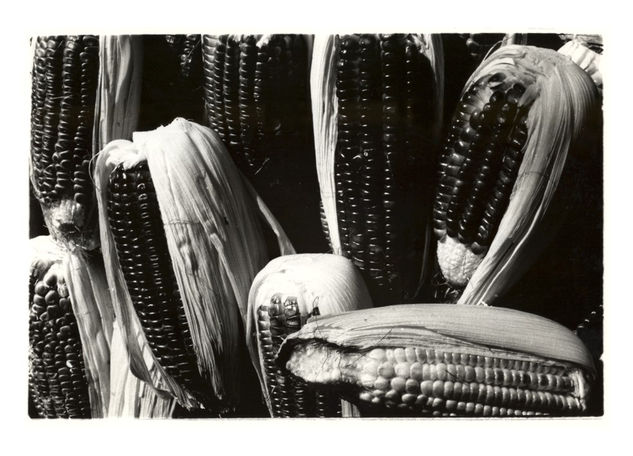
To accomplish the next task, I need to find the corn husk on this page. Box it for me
[93,35,143,151]
[277,304,595,415]
[558,36,603,94]
[443,45,601,306]
[107,324,176,418]
[246,253,373,414]
[95,118,294,411]
[312,34,444,301]
[29,236,114,418]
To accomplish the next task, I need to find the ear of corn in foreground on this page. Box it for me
[30,35,142,252]
[431,45,600,304]
[247,254,372,417]
[30,36,100,250]
[277,304,594,417]
[29,236,114,418]
[95,118,294,412]
[313,34,444,305]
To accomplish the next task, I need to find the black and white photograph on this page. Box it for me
[5,0,629,452]
[26,32,604,419]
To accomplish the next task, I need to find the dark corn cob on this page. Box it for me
[320,34,441,304]
[441,34,525,132]
[30,35,99,250]
[203,34,312,173]
[137,34,204,131]
[106,160,213,408]
[278,304,596,417]
[203,34,326,254]
[29,256,91,418]
[432,45,600,304]
[249,254,372,417]
[96,119,286,415]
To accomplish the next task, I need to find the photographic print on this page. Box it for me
[27,33,603,419]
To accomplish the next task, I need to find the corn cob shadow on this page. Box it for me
[202,34,327,254]
[276,304,596,417]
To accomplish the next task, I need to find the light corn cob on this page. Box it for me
[30,35,142,251]
[432,45,600,304]
[247,254,372,417]
[277,304,595,417]
[29,236,113,418]
[95,118,294,412]
[313,34,444,305]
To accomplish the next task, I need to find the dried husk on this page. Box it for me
[558,37,603,94]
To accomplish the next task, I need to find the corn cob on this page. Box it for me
[29,236,113,418]
[95,118,294,412]
[441,34,526,128]
[432,45,600,304]
[202,35,325,253]
[30,35,142,251]
[247,254,372,417]
[203,34,311,172]
[313,34,444,305]
[30,36,100,250]
[278,304,595,417]
[137,35,204,131]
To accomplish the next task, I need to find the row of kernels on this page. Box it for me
[359,359,574,395]
[366,347,564,374]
